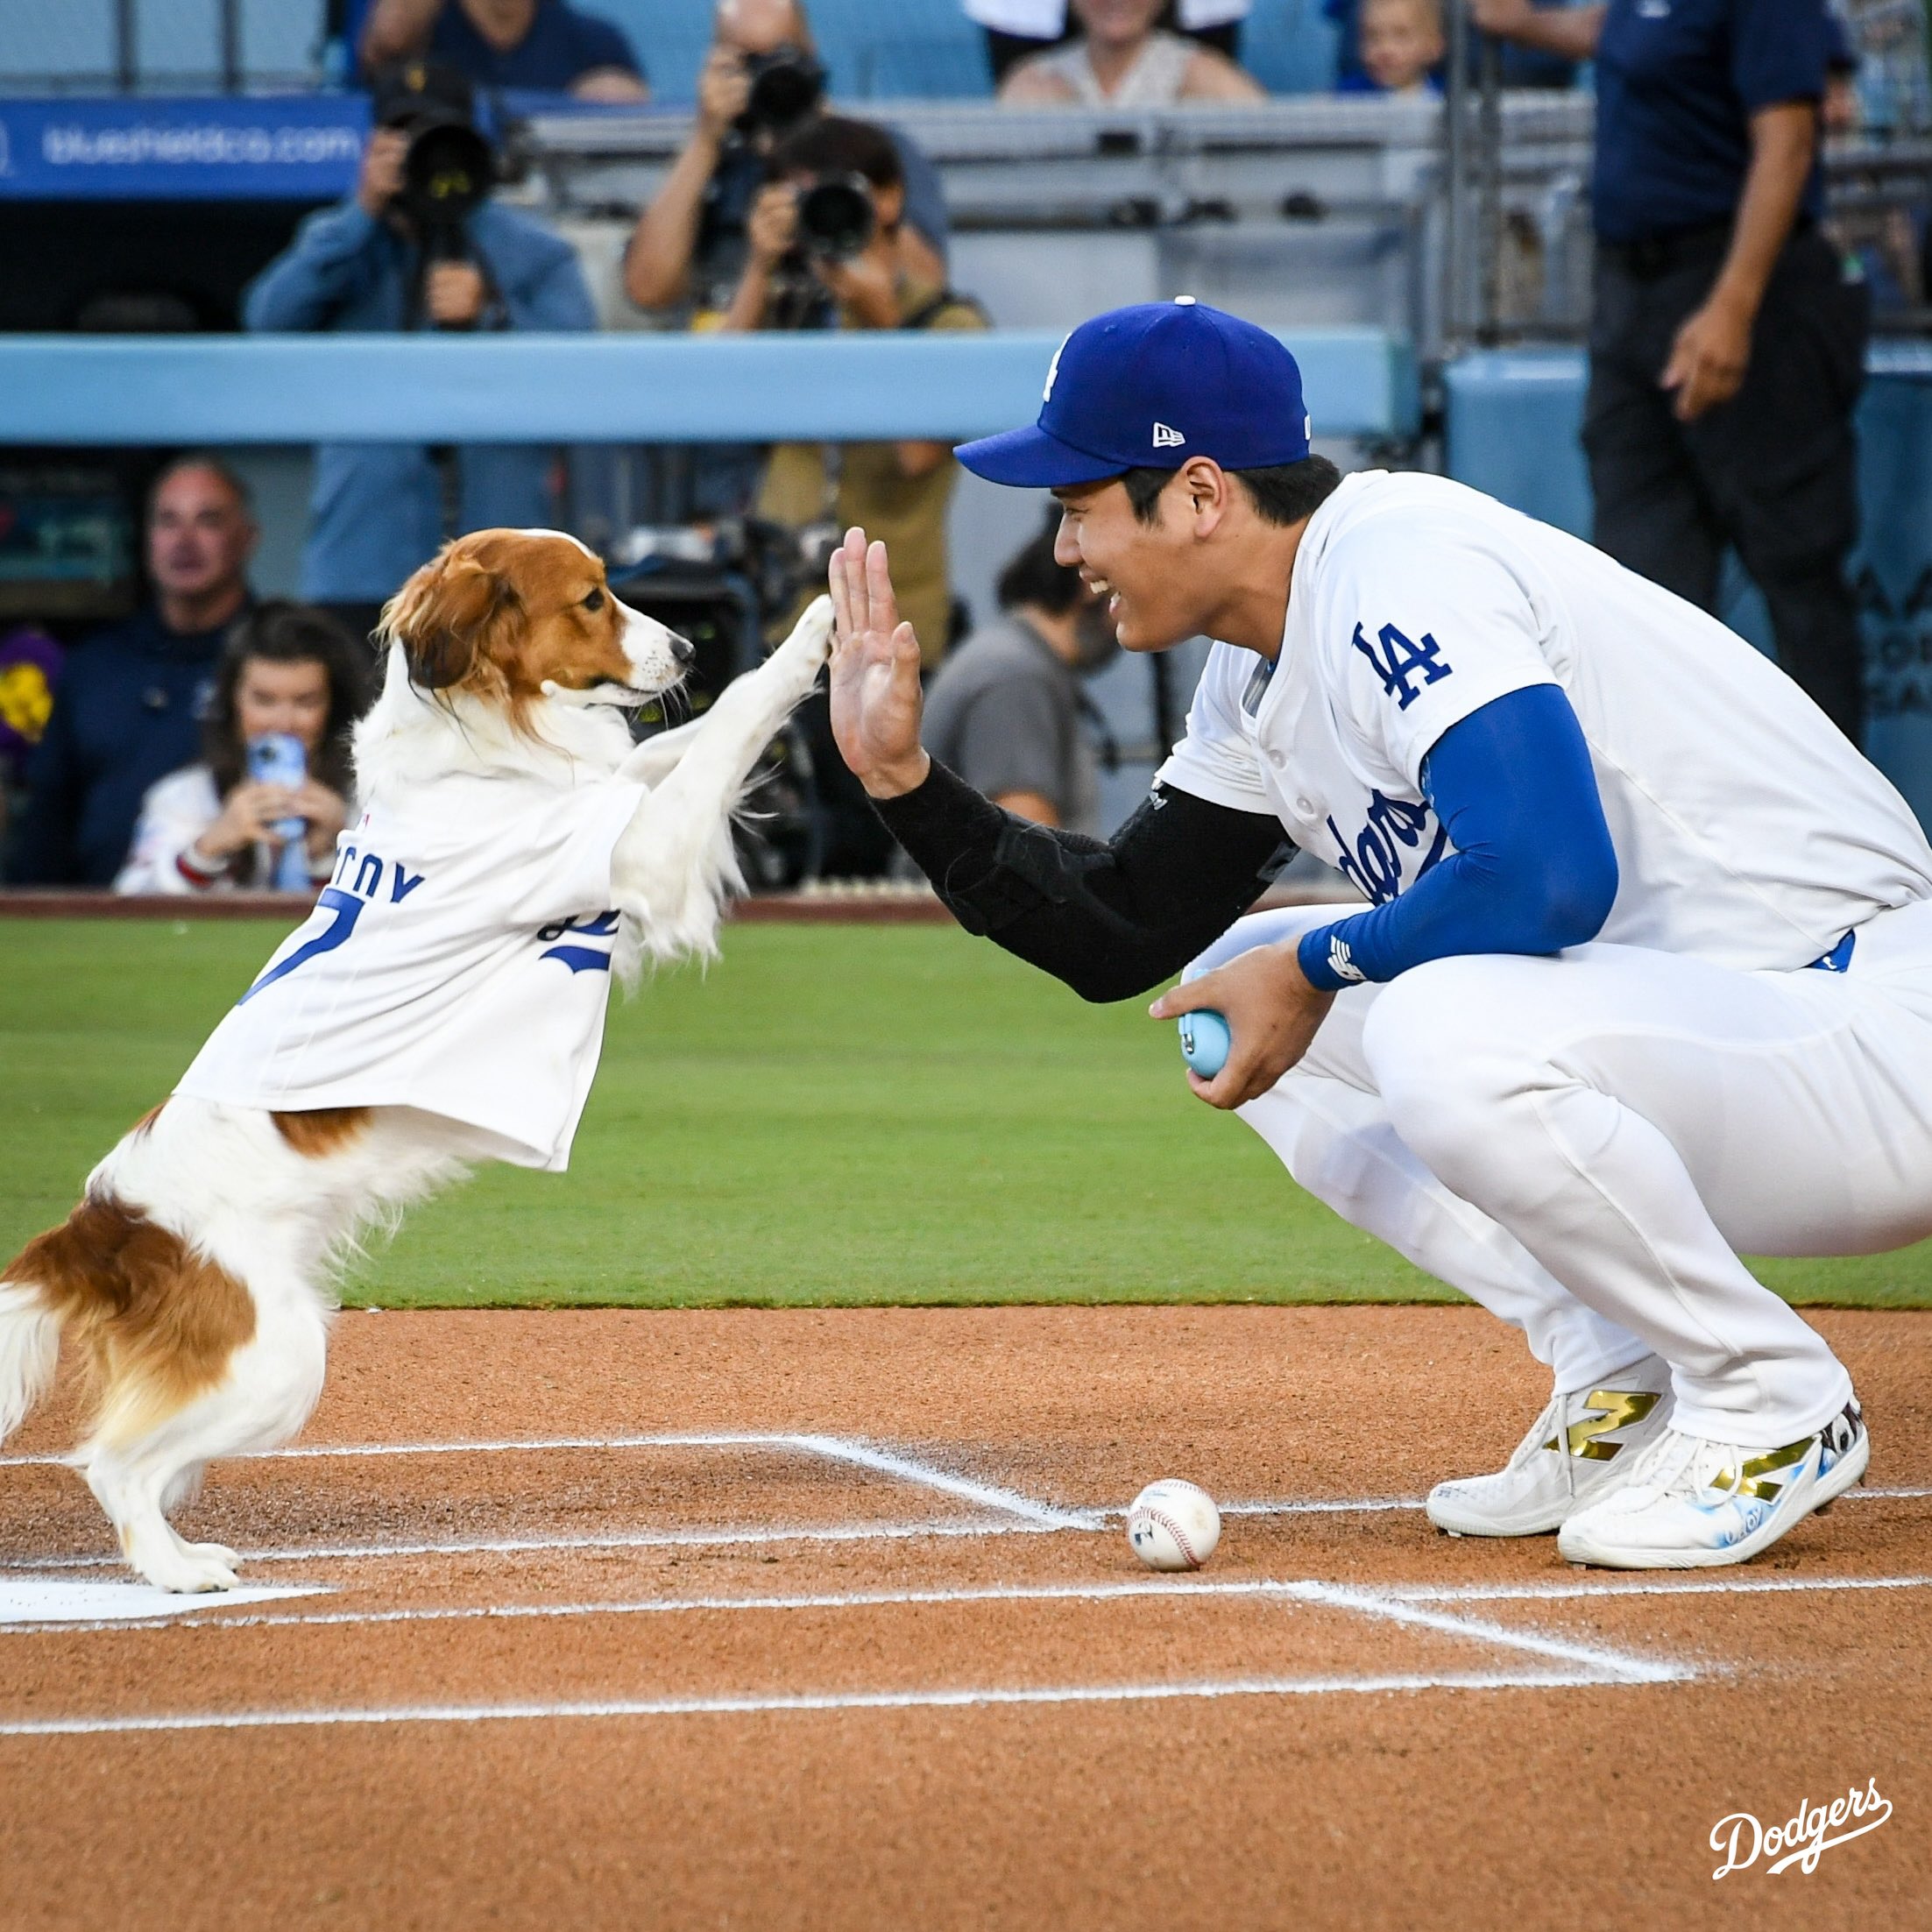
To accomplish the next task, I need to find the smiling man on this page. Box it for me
[826,297,1932,1573]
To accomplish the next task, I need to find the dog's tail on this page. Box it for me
[0,1265,65,1443]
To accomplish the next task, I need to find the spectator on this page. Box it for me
[1475,0,1871,745]
[625,1,950,323]
[921,509,1117,833]
[1328,0,1575,91]
[11,459,255,887]
[243,62,596,647]
[359,0,648,100]
[999,0,1266,103]
[117,604,370,896]
[1337,0,1445,94]
[725,115,988,666]
[966,2,1250,82]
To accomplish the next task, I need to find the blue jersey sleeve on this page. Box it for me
[1298,684,1619,992]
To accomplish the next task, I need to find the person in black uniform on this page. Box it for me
[1472,0,1870,745]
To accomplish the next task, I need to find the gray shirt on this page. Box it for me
[922,614,1101,836]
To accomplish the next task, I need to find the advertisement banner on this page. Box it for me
[0,96,367,201]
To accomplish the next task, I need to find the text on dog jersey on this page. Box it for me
[539,909,620,973]
[237,845,426,1004]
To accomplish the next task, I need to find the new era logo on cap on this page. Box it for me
[956,299,1312,491]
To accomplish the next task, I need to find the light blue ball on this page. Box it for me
[1178,1008,1231,1079]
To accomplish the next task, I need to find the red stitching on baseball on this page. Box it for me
[1134,1505,1200,1568]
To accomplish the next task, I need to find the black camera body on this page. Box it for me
[794,171,876,262]
[737,45,827,137]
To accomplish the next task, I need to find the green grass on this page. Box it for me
[4,916,1929,1309]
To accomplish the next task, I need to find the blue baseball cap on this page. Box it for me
[956,298,1312,489]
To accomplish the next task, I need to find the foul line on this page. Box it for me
[0,1668,1647,1739]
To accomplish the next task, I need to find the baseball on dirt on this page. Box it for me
[1126,1478,1221,1571]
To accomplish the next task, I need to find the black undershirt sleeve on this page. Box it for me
[870,758,1295,1003]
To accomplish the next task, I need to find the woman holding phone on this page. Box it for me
[116,601,370,895]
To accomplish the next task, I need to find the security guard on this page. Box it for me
[1472,0,1870,745]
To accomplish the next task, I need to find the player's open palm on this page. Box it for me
[827,526,930,797]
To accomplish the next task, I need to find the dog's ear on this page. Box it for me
[380,548,519,692]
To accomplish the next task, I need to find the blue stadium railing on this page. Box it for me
[0,327,1419,444]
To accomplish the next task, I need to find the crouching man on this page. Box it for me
[824,299,1932,1569]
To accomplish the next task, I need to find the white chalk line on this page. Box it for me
[7,1514,1076,1575]
[0,1432,1089,1531]
[8,1568,1927,1638]
[0,1668,1646,1739]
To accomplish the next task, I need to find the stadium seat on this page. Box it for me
[1240,0,1341,95]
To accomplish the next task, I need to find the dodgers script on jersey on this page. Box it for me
[174,772,646,1171]
[1158,471,1932,967]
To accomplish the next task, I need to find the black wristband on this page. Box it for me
[868,758,1018,931]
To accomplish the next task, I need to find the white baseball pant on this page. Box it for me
[1187,896,1932,1445]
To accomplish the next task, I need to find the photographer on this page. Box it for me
[623,0,950,322]
[242,62,595,641]
[722,115,987,668]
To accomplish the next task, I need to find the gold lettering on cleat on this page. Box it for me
[1724,1437,1812,1500]
[1543,1389,1662,1461]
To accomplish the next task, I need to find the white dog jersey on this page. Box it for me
[1158,471,1932,970]
[176,771,646,1171]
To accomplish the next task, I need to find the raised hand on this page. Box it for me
[826,526,931,798]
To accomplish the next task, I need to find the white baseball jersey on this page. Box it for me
[175,771,645,1171]
[1158,470,1932,970]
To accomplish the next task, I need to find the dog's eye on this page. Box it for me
[582,589,605,612]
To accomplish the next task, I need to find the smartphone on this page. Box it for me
[245,732,311,890]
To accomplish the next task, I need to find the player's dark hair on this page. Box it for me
[996,507,1085,616]
[770,113,904,193]
[202,599,372,803]
[1118,454,1343,528]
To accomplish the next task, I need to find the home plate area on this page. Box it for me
[2,1308,1928,1929]
[2,1422,1928,1734]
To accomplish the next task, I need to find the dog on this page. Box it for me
[0,528,833,1592]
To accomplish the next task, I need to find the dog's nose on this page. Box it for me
[669,632,697,668]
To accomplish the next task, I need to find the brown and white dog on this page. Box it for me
[1,528,832,1591]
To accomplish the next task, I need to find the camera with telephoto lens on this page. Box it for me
[397,114,495,263]
[737,45,827,137]
[793,172,876,262]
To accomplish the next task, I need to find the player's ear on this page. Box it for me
[1183,457,1230,531]
[382,546,520,692]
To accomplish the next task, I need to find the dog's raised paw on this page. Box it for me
[784,595,835,669]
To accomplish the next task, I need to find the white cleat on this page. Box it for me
[1426,1355,1674,1537]
[1556,1398,1869,1570]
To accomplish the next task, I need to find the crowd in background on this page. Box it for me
[1,0,1925,888]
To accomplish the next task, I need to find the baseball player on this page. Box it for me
[826,299,1932,1569]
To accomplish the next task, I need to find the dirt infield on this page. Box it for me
[1,1306,1927,1929]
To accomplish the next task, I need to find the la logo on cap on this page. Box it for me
[1152,421,1185,449]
